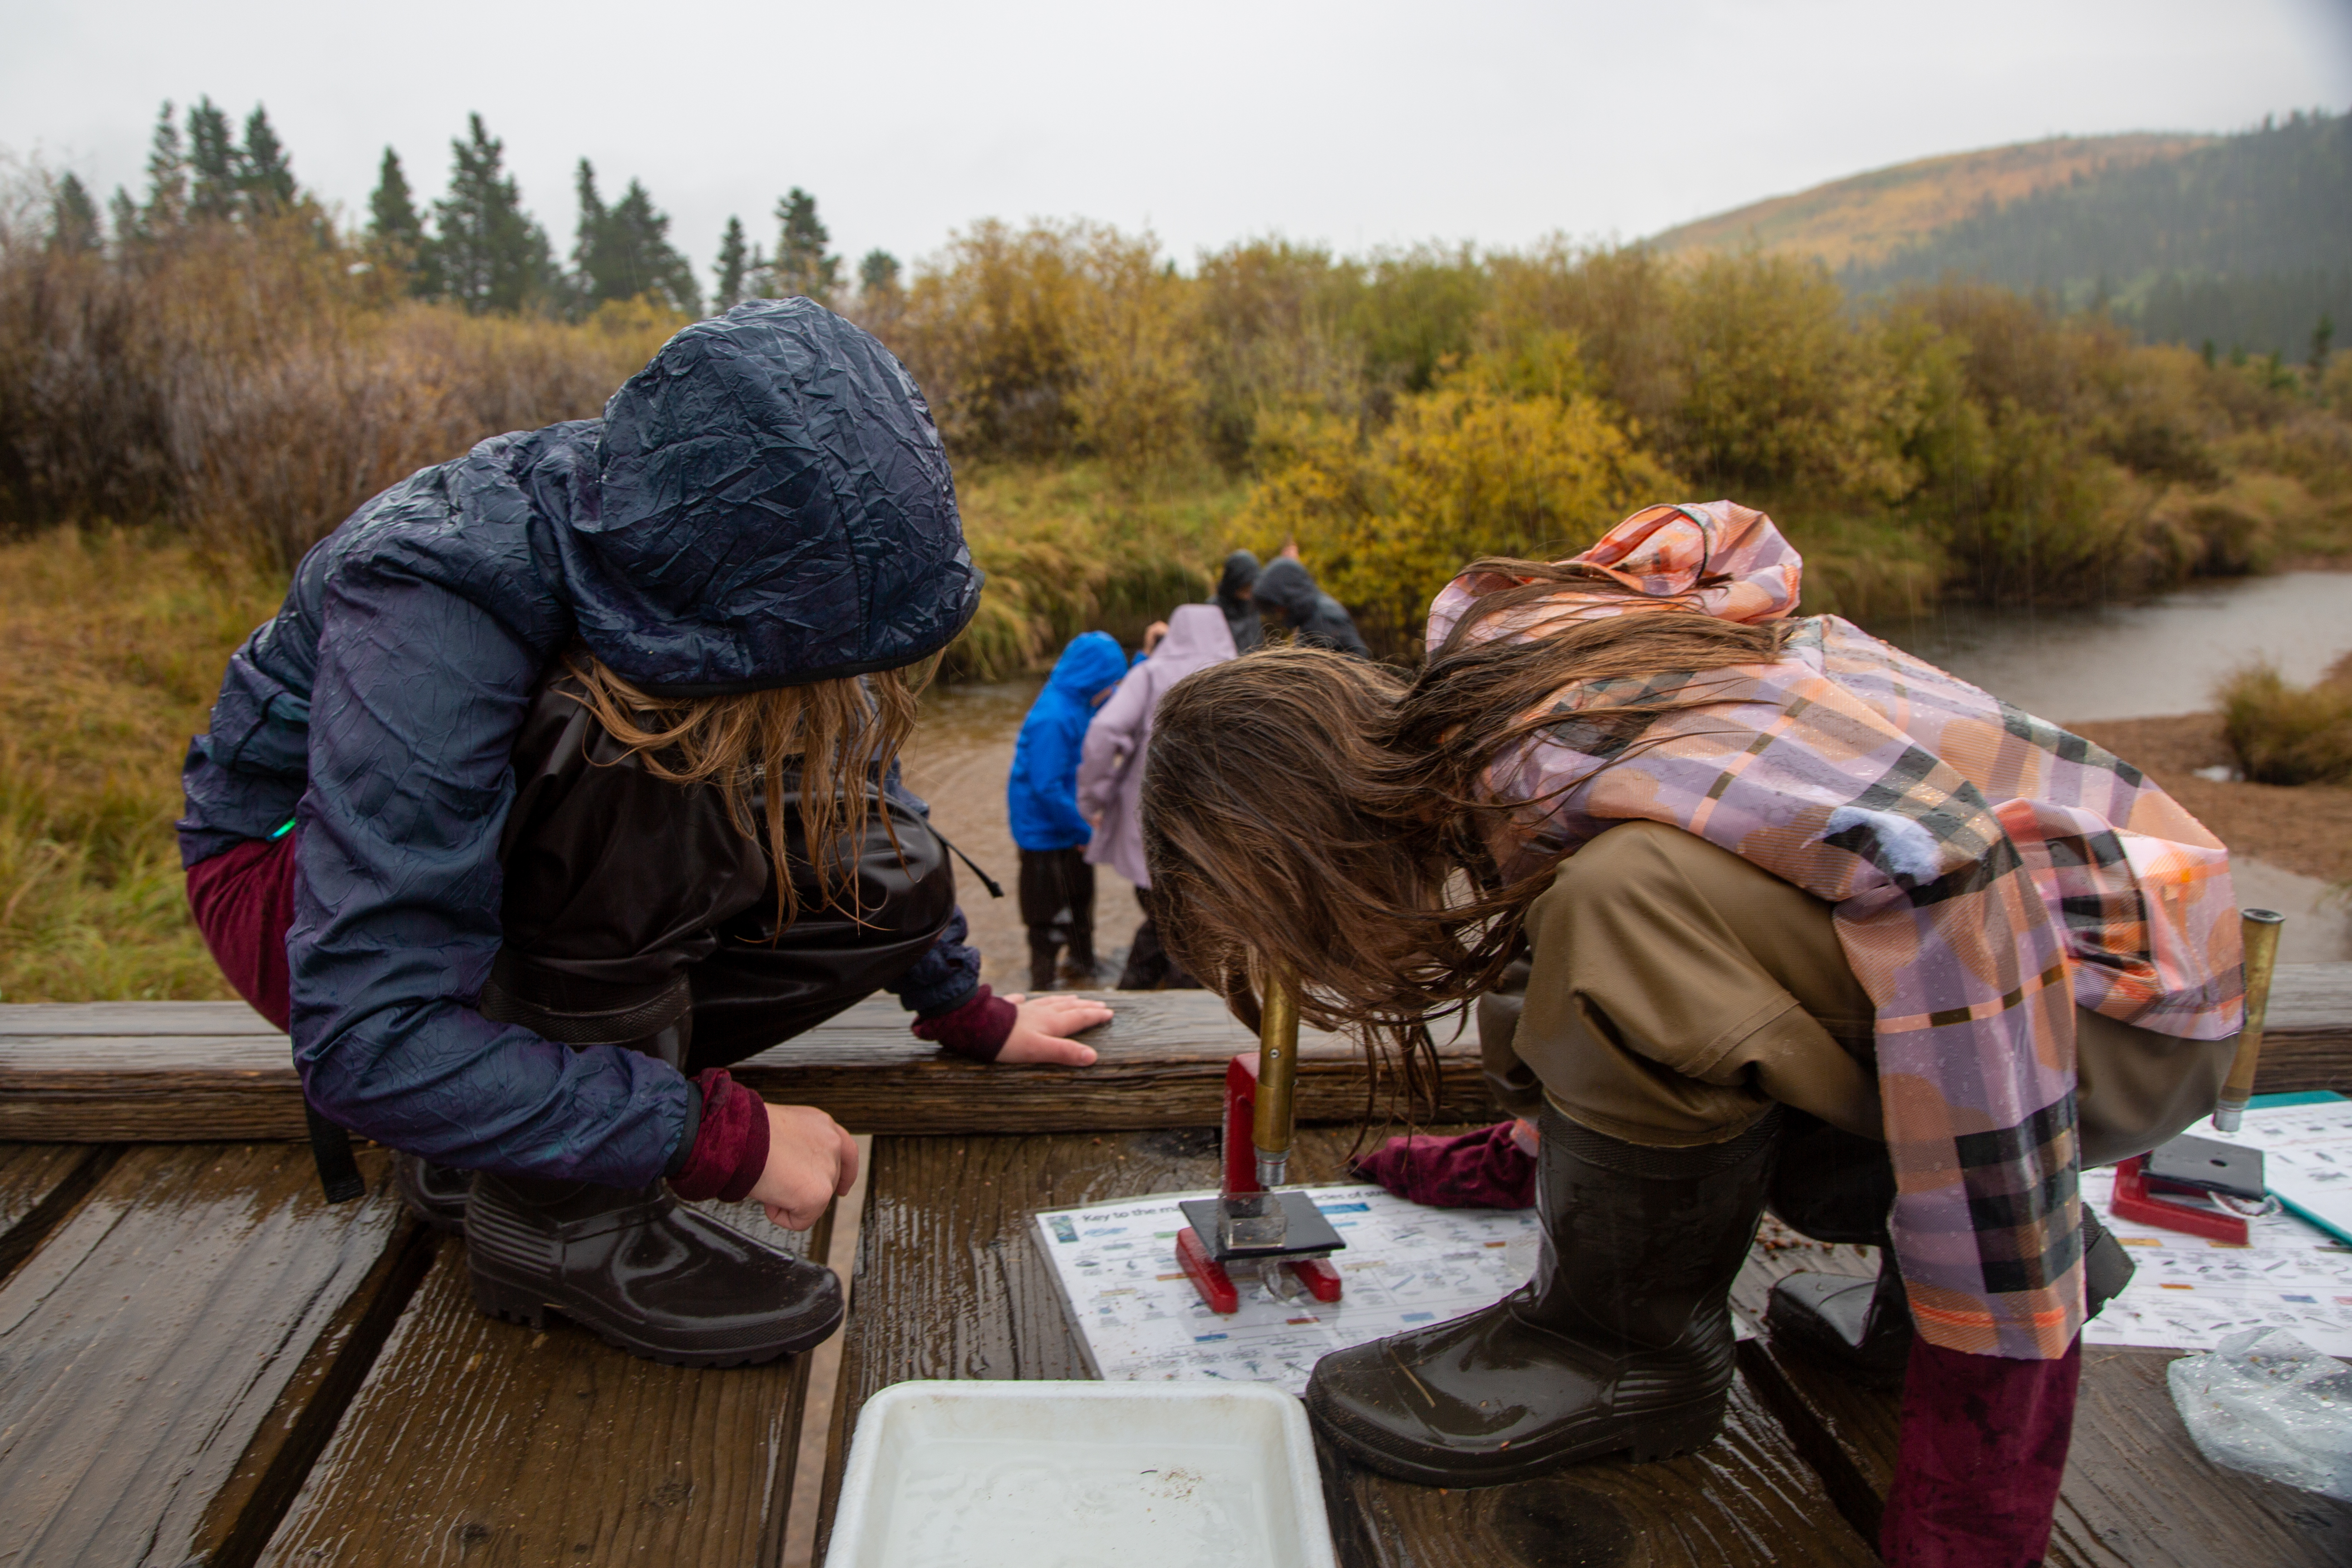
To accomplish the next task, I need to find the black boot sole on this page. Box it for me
[1305,1386,1728,1488]
[468,1267,843,1370]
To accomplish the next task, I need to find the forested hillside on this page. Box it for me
[1647,134,2211,270]
[1844,110,2349,358]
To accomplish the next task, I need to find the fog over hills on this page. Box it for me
[1650,111,2350,359]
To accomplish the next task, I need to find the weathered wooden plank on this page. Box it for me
[2256,961,2352,1095]
[0,1143,413,1567]
[812,1126,1877,1568]
[257,1196,832,1567]
[0,1142,115,1282]
[4,965,2344,1142]
[1737,1283,2352,1565]
[0,999,282,1036]
[0,989,1491,1141]
[2049,1346,2352,1567]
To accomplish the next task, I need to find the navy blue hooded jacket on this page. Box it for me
[1005,632,1128,851]
[1251,556,1371,659]
[178,300,984,1186]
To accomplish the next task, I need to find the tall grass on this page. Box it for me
[0,528,283,1000]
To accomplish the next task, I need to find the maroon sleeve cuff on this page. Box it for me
[909,983,1019,1062]
[667,1069,771,1202]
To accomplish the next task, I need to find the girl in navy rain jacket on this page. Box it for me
[179,299,1110,1366]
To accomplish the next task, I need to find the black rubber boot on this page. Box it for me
[1768,1251,1912,1388]
[463,973,844,1367]
[1769,1203,2135,1391]
[465,1171,842,1367]
[1306,1103,1780,1486]
[393,1152,472,1236]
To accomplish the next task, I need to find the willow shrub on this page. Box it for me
[2217,656,2352,786]
[1233,348,1677,656]
[0,213,688,567]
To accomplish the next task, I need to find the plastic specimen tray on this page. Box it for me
[823,1380,1338,1568]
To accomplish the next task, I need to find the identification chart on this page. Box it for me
[2082,1161,2352,1357]
[1034,1185,1540,1396]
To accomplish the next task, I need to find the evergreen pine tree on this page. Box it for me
[573,163,698,315]
[713,216,749,312]
[369,148,431,292]
[773,187,840,303]
[141,101,186,236]
[241,106,296,216]
[571,157,611,313]
[432,113,556,315]
[185,98,242,222]
[858,248,901,296]
[49,174,101,255]
[108,187,141,251]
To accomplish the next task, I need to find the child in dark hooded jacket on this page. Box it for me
[1006,631,1130,989]
[178,299,1110,1369]
[1252,555,1370,658]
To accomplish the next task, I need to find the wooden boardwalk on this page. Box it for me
[2,971,2349,1565]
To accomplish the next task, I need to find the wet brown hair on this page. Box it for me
[1141,558,1790,1057]
[564,650,940,927]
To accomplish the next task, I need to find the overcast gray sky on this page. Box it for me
[4,0,2347,284]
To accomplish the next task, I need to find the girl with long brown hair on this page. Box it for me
[182,300,1107,1368]
[1142,501,2244,1563]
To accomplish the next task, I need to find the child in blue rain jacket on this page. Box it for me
[1007,631,1131,989]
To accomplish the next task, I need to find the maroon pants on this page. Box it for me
[185,833,298,1030]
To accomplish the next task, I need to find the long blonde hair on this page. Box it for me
[562,649,940,927]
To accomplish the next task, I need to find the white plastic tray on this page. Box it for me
[823,1380,1338,1568]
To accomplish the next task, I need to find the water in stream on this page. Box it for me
[907,571,2352,984]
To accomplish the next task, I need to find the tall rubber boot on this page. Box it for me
[463,979,845,1368]
[393,1153,472,1235]
[1307,1102,1780,1486]
[1770,1207,2135,1391]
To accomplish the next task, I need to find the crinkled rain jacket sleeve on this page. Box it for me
[293,563,689,1186]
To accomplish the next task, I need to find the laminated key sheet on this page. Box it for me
[1033,1184,1540,1397]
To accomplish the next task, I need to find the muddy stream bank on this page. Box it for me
[902,571,2352,988]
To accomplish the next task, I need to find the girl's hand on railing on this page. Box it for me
[995,993,1112,1066]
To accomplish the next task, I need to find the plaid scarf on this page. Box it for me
[1431,502,2243,1359]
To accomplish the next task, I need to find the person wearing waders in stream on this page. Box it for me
[1006,632,1129,990]
[177,299,1112,1368]
[1140,503,2246,1567]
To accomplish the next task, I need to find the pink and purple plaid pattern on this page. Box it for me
[1429,501,2243,1359]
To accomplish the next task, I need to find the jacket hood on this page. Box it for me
[1155,602,1237,668]
[1046,631,1129,703]
[569,297,981,696]
[1251,556,1321,622]
[1216,550,1260,604]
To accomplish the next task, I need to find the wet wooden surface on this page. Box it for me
[814,1125,1880,1568]
[0,1142,418,1567]
[0,988,1491,1140]
[1731,1227,2352,1566]
[9,964,2347,1142]
[0,1141,114,1280]
[258,1197,832,1567]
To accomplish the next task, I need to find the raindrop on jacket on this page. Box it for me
[177,299,984,1186]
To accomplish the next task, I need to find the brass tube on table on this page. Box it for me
[1253,969,1300,1188]
[2214,908,2286,1133]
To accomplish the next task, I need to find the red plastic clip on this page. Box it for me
[1289,1257,1343,1303]
[2109,1153,2249,1245]
[1176,1225,1239,1313]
